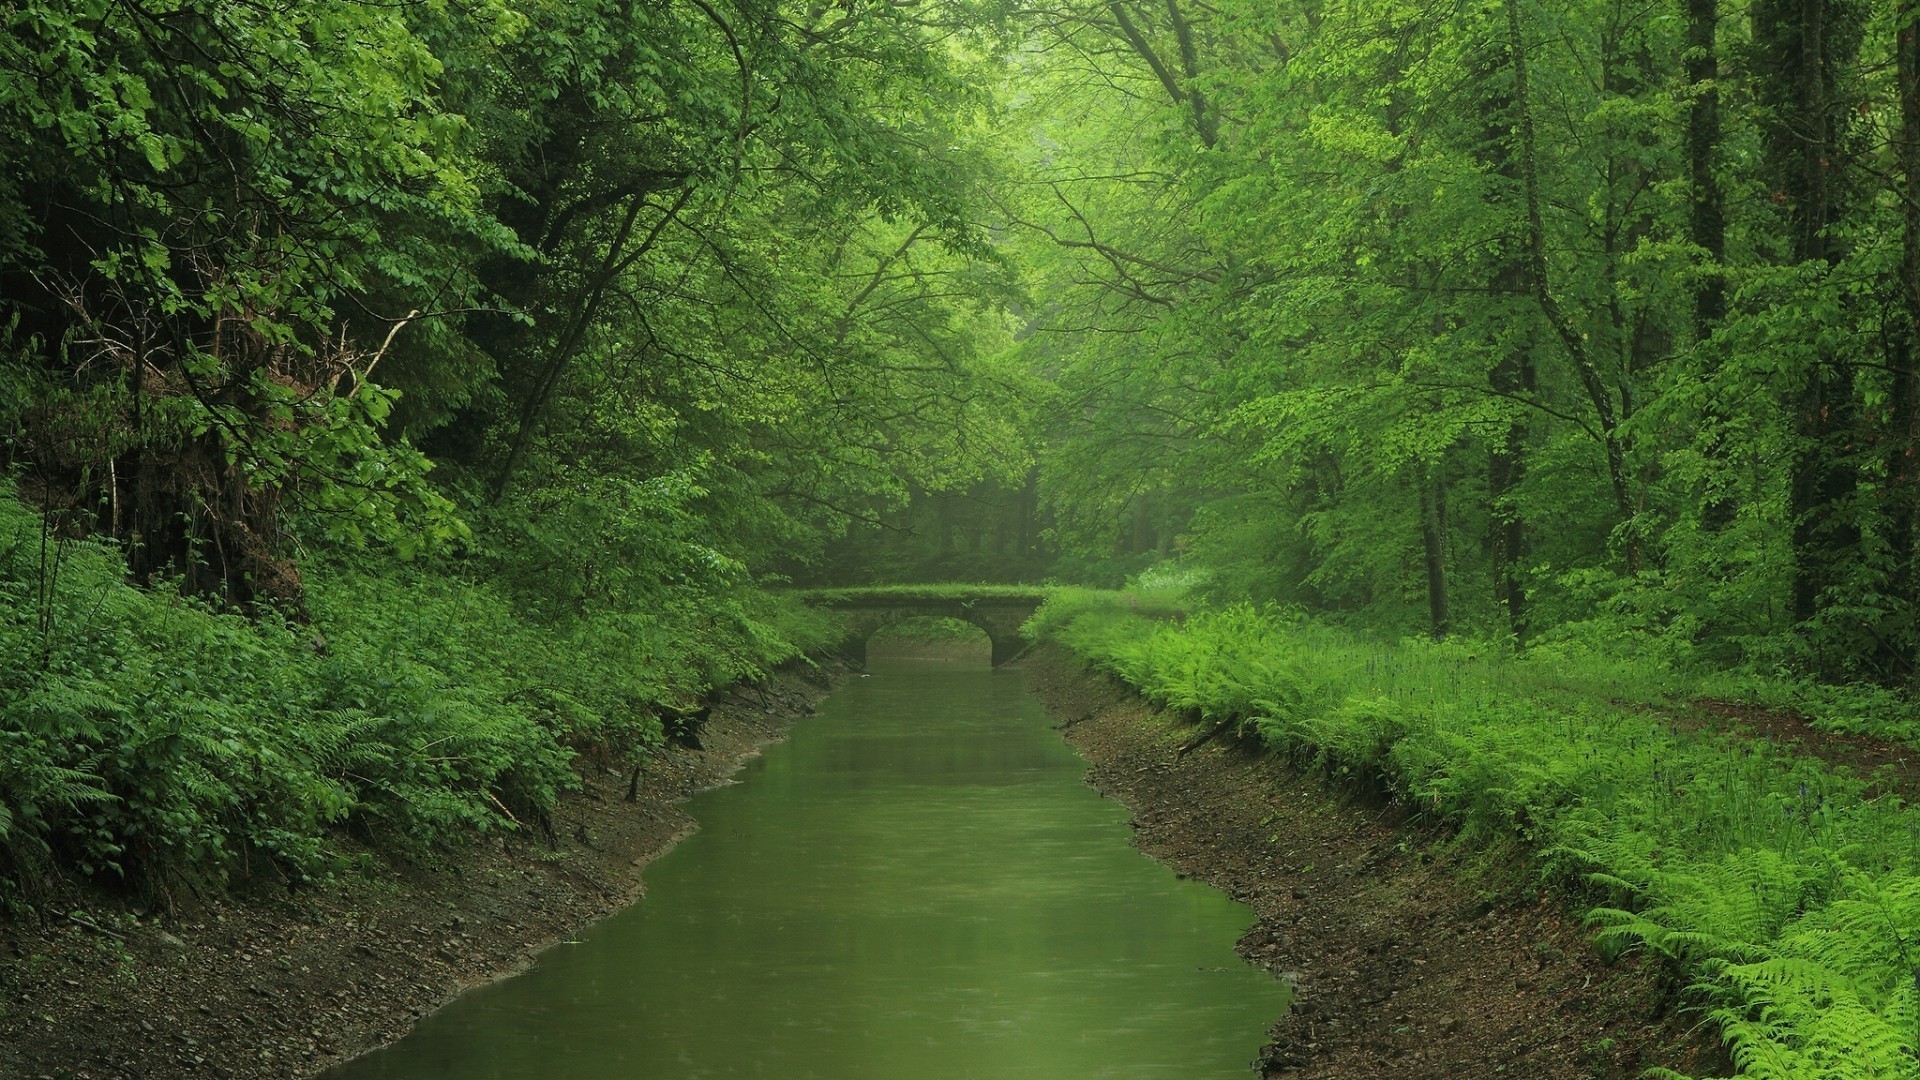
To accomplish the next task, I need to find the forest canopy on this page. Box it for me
[998,0,1920,686]
[14,4,1920,1076]
[5,0,1920,923]
[11,0,1920,682]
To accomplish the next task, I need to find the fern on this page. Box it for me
[1045,599,1920,1079]
[1684,873,1920,1079]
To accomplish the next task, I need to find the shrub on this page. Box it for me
[0,488,834,907]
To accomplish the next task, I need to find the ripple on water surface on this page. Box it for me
[323,659,1287,1079]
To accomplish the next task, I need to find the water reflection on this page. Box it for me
[324,658,1284,1079]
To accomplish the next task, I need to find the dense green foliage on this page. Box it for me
[998,0,1920,683]
[0,0,1031,604]
[0,0,1026,901]
[18,0,1920,676]
[0,489,837,906]
[1030,593,1920,1079]
[10,0,1920,1073]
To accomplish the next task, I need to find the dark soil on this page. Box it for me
[1022,646,1731,1079]
[4,647,1748,1080]
[1687,697,1920,799]
[0,663,846,1080]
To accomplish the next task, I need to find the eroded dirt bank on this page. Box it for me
[1022,645,1729,1079]
[8,646,1732,1080]
[0,663,844,1080]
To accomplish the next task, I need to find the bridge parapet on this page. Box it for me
[800,587,1051,668]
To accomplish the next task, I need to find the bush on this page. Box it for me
[0,488,835,907]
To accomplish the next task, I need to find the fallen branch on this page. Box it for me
[485,790,525,829]
[1176,719,1236,757]
[65,911,126,941]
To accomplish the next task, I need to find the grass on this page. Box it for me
[1025,596,1920,1080]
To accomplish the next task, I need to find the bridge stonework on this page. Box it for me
[814,593,1044,668]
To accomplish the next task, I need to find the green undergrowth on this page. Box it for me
[1017,583,1191,633]
[0,493,839,911]
[1027,595,1920,1080]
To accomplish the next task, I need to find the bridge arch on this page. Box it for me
[802,588,1049,668]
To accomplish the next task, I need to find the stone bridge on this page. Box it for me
[802,586,1052,668]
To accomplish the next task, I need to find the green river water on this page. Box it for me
[323,657,1286,1079]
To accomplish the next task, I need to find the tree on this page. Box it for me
[0,0,504,605]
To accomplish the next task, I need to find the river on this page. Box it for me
[322,655,1285,1078]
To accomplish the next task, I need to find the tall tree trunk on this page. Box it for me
[1420,464,1451,640]
[1689,0,1727,332]
[1017,466,1040,561]
[1754,0,1860,628]
[1690,0,1740,532]
[1475,9,1536,646]
[1504,0,1636,536]
[1892,6,1920,679]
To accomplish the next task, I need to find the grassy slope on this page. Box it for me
[1026,594,1920,1080]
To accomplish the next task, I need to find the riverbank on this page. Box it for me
[0,663,842,1080]
[1022,644,1727,1078]
[8,640,1730,1079]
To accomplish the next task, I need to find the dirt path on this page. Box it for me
[1022,646,1729,1079]
[0,664,844,1080]
[1682,696,1920,800]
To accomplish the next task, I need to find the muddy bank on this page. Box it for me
[1022,645,1729,1079]
[0,663,844,1080]
[7,645,1729,1080]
